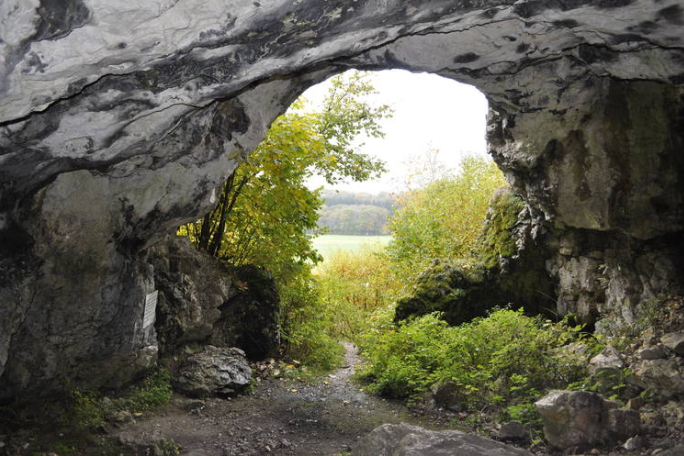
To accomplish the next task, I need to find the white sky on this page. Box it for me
[304,69,490,194]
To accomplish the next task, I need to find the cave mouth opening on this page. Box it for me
[293,67,511,281]
[171,66,518,365]
[300,68,492,196]
[179,67,496,268]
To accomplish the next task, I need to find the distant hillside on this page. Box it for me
[316,190,397,235]
[321,190,395,211]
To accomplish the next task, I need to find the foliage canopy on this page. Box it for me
[386,156,506,282]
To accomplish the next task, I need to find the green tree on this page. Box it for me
[386,156,506,282]
[178,71,392,368]
[179,71,391,281]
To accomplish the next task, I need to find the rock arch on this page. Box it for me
[1,0,683,399]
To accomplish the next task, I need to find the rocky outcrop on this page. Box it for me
[147,236,280,360]
[394,188,555,325]
[1,0,684,399]
[148,237,232,357]
[210,264,280,360]
[173,346,252,398]
[354,423,531,456]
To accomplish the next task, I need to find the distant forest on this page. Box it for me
[317,190,396,235]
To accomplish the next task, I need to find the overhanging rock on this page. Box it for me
[1,0,683,399]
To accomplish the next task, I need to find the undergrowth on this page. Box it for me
[357,309,593,414]
[61,368,173,430]
[279,274,345,372]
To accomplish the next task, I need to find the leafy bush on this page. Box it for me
[62,389,105,430]
[279,274,344,371]
[358,309,589,410]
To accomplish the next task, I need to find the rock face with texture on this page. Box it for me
[354,423,532,456]
[209,264,281,360]
[173,346,252,398]
[1,0,684,399]
[147,236,280,360]
[628,358,684,398]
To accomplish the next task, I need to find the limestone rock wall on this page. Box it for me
[1,0,683,399]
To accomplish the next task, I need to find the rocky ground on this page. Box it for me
[4,338,684,455]
[112,342,449,455]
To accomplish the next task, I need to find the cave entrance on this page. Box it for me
[296,68,495,251]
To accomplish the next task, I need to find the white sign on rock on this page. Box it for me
[143,290,158,329]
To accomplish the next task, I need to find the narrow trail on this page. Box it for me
[115,342,442,455]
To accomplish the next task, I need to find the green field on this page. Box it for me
[312,234,392,258]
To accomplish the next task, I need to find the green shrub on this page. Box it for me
[386,157,506,285]
[358,309,589,410]
[315,246,402,341]
[280,275,344,371]
[111,368,173,413]
[62,389,105,430]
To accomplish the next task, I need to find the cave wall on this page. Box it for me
[1,0,683,399]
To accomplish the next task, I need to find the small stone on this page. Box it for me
[640,411,665,429]
[642,328,658,346]
[535,390,610,449]
[627,397,645,410]
[589,346,625,376]
[498,421,529,442]
[623,435,647,451]
[661,333,684,355]
[607,408,640,438]
[638,345,667,360]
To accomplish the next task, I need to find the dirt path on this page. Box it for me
[115,342,443,455]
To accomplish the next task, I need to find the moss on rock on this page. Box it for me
[477,189,525,270]
[394,187,555,326]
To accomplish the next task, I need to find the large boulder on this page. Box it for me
[147,236,231,356]
[535,390,640,450]
[354,423,531,456]
[173,346,252,398]
[627,358,684,399]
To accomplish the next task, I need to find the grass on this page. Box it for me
[312,235,392,258]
